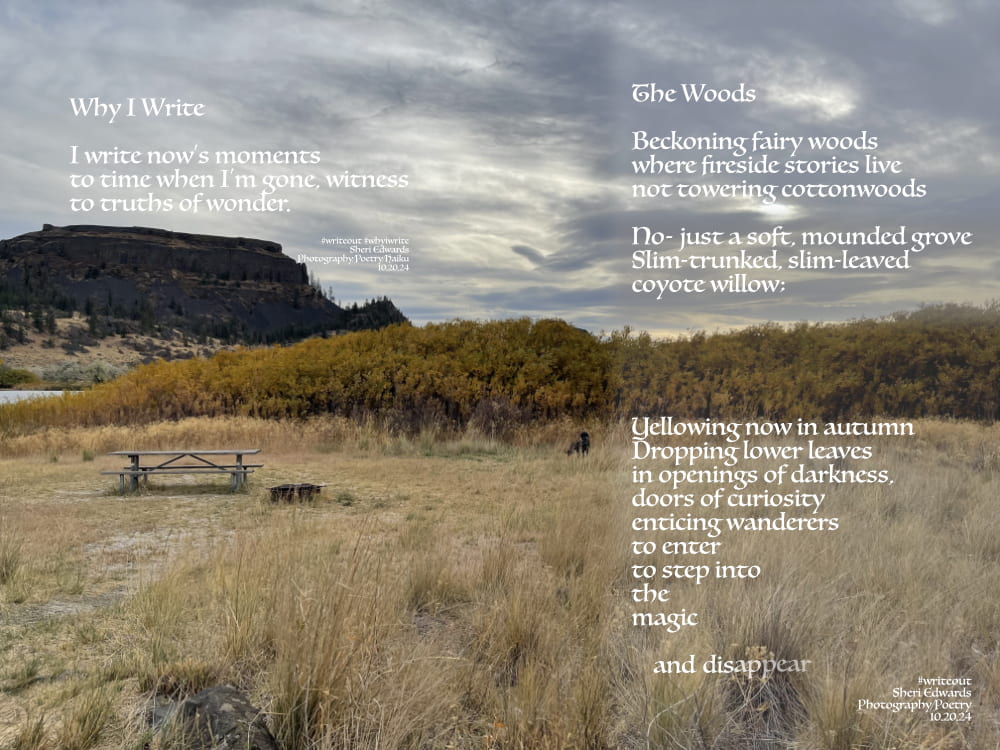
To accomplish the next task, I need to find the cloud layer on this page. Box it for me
[2,1,996,335]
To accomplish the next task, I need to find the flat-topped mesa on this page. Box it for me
[3,224,294,283]
[41,223,282,251]
[0,224,344,342]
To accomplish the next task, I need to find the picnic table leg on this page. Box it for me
[118,473,125,494]
[130,456,140,492]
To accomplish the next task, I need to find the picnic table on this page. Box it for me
[103,449,263,493]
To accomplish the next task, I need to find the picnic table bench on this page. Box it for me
[102,449,263,493]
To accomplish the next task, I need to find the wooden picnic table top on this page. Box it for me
[108,449,261,456]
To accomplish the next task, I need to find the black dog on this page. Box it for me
[566,431,590,456]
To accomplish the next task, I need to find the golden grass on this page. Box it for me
[0,417,996,749]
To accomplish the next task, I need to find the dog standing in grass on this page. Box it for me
[566,431,590,456]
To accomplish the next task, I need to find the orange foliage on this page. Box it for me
[0,319,614,435]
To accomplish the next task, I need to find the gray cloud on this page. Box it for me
[1,1,996,336]
[511,245,547,266]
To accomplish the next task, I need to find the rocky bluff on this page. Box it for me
[0,224,405,342]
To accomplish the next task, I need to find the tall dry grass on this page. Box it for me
[0,413,598,460]
[0,418,996,748]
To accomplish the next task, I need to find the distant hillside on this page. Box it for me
[0,224,406,377]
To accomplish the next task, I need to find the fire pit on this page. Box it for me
[267,483,326,502]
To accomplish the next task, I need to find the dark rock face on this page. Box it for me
[8,224,293,280]
[0,224,350,342]
[175,685,278,750]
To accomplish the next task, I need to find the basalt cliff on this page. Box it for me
[0,224,405,378]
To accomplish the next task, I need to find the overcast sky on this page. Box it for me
[2,0,997,336]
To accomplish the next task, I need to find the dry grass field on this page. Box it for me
[0,416,997,749]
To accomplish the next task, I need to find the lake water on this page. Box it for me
[0,390,71,404]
